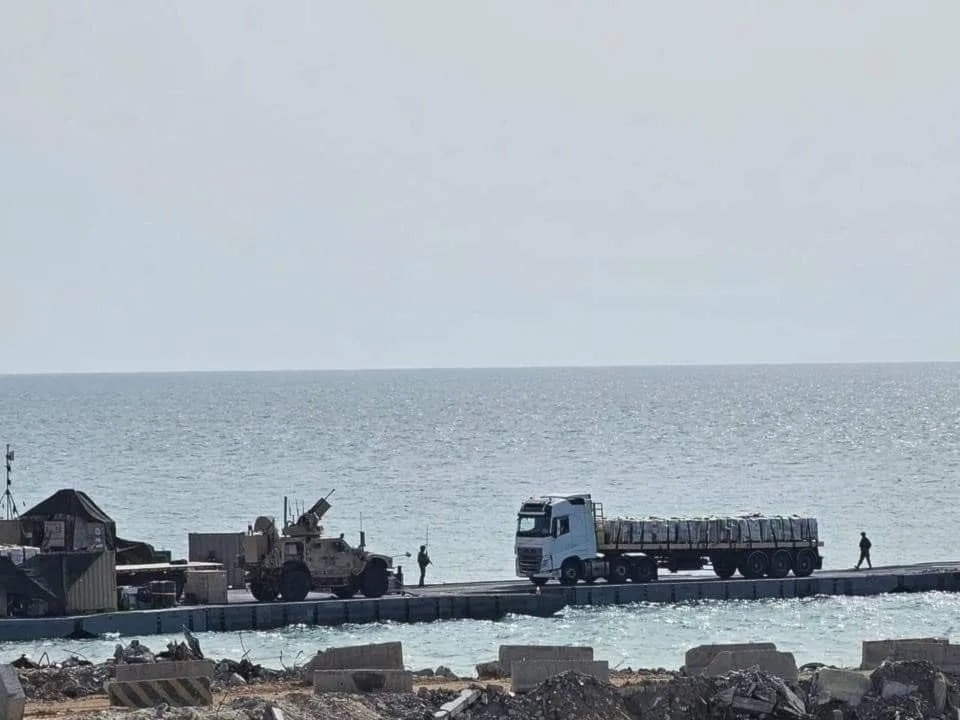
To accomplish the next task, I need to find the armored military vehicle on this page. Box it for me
[239,494,394,602]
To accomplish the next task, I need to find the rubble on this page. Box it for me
[621,673,722,720]
[16,645,960,720]
[620,666,809,720]
[711,667,807,718]
[114,639,155,664]
[869,659,947,712]
[16,662,112,701]
[475,671,634,720]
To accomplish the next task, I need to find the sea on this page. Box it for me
[0,363,958,674]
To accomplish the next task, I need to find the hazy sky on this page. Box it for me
[2,2,958,373]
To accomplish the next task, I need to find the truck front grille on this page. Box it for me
[517,547,543,574]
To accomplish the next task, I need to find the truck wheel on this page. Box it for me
[333,586,356,600]
[559,558,582,586]
[793,549,816,577]
[631,557,658,583]
[607,558,630,584]
[713,565,736,580]
[279,568,311,602]
[361,564,389,598]
[711,555,736,579]
[767,550,792,578]
[250,582,278,603]
[739,551,768,579]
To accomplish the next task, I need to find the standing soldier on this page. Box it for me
[417,545,431,587]
[855,531,872,569]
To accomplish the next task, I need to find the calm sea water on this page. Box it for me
[1,364,958,672]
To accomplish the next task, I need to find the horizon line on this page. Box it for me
[1,358,957,378]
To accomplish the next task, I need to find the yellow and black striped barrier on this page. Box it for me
[108,676,212,708]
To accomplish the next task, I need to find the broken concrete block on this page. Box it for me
[811,668,872,707]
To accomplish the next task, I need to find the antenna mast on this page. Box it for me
[0,444,19,520]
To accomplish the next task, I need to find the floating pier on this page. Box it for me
[0,592,565,643]
[1,562,958,643]
[542,562,960,606]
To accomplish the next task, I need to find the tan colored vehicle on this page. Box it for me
[239,495,394,602]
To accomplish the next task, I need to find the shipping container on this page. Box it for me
[65,550,117,613]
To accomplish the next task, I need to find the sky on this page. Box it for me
[1,1,959,373]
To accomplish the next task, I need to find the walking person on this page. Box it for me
[855,531,872,569]
[417,545,431,587]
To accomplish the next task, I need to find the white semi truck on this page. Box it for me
[514,493,824,586]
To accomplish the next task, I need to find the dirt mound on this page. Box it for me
[474,670,634,720]
[621,674,720,720]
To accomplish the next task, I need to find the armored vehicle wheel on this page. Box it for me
[280,568,311,602]
[793,548,816,577]
[607,557,630,584]
[631,557,658,583]
[559,558,582,586]
[768,550,792,578]
[361,563,389,598]
[739,550,768,579]
[250,582,278,603]
[333,586,356,599]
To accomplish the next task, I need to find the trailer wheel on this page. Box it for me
[333,586,356,599]
[713,565,736,580]
[739,551,768,579]
[768,550,792,578]
[793,549,816,577]
[711,555,736,579]
[279,568,311,602]
[250,582,278,603]
[631,557,658,583]
[607,557,630,584]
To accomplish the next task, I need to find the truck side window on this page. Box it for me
[556,517,570,536]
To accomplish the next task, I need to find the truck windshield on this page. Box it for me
[516,513,551,537]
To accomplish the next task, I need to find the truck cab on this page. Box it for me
[515,494,598,585]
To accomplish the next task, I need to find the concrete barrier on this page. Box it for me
[810,668,872,707]
[861,638,952,670]
[0,664,26,720]
[108,677,212,708]
[498,645,593,669]
[306,642,404,672]
[684,643,777,675]
[510,660,609,693]
[114,660,215,682]
[701,650,798,681]
[313,670,413,693]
